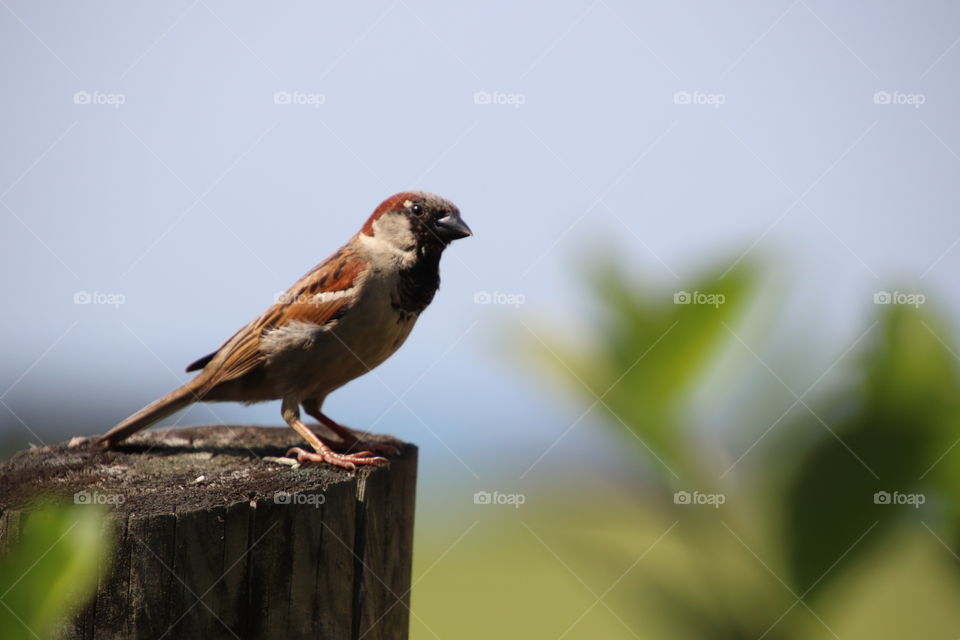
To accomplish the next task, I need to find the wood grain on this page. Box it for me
[0,426,417,640]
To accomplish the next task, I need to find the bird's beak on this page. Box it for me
[434,211,473,240]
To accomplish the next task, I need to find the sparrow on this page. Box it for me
[96,191,472,468]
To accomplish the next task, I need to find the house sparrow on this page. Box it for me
[96,191,472,468]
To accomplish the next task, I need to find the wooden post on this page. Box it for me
[0,426,417,640]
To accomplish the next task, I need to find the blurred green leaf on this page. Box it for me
[513,247,960,639]
[0,502,112,640]
[524,254,757,478]
[780,304,960,598]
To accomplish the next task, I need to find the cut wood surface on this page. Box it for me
[0,425,418,640]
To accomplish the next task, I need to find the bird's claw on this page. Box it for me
[285,446,388,470]
[347,439,401,457]
[328,428,402,458]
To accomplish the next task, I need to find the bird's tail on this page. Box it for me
[96,378,206,446]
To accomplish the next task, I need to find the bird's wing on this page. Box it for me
[189,245,368,386]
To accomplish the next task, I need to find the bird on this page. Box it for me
[96,191,472,468]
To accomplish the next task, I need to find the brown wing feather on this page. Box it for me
[194,246,368,388]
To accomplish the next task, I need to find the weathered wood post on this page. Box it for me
[0,426,417,640]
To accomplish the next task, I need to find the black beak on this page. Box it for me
[434,211,473,241]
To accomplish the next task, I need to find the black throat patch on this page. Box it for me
[393,244,442,317]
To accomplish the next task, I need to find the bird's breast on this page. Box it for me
[303,272,420,387]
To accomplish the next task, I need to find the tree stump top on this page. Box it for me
[0,425,412,516]
[0,426,418,639]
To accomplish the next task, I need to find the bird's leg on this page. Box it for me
[301,398,401,457]
[282,397,386,469]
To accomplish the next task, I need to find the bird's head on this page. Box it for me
[361,191,472,254]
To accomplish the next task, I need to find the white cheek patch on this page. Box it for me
[372,212,415,249]
[359,212,417,269]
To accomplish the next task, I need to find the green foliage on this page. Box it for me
[0,502,112,640]
[780,305,960,597]
[526,256,757,478]
[523,253,960,638]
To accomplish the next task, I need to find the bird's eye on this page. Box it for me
[411,204,424,216]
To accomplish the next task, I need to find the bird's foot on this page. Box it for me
[334,431,402,457]
[305,409,404,457]
[286,445,387,470]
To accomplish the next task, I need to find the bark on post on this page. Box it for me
[0,426,417,640]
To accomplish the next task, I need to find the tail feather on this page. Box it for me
[96,379,205,446]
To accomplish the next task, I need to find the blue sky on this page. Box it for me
[2,1,959,494]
